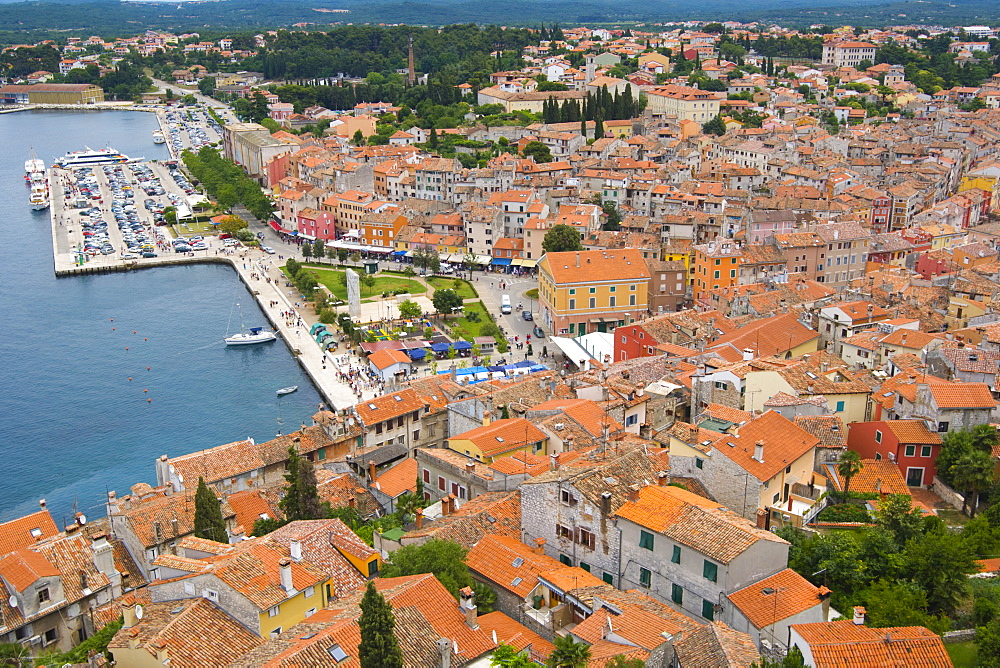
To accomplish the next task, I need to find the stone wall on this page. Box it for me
[931,475,966,511]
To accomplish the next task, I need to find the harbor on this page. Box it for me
[47,155,374,413]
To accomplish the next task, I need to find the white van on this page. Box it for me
[500,295,512,314]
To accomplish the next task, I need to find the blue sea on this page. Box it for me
[0,110,322,525]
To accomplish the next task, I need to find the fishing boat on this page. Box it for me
[224,302,276,346]
[152,130,166,144]
[276,386,298,396]
[55,147,134,169]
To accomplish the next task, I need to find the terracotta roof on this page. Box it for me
[539,248,650,285]
[166,439,266,486]
[708,312,819,358]
[709,411,819,482]
[368,348,411,369]
[108,598,263,667]
[673,622,761,668]
[355,388,427,426]
[928,381,996,409]
[402,491,521,548]
[793,416,847,449]
[227,488,283,536]
[262,520,370,594]
[234,573,496,667]
[115,489,235,549]
[884,420,942,445]
[477,611,555,659]
[373,457,418,499]
[449,419,547,457]
[466,535,601,598]
[728,568,830,629]
[0,548,60,592]
[831,459,909,495]
[615,485,787,564]
[0,510,59,557]
[790,620,950,667]
[976,558,1000,573]
[529,398,623,436]
[572,600,700,650]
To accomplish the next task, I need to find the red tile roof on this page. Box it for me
[0,548,59,592]
[373,457,418,499]
[790,620,951,667]
[728,568,830,629]
[477,611,555,659]
[0,510,59,557]
[710,410,820,482]
[449,419,548,457]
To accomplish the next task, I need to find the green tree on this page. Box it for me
[904,531,978,615]
[601,200,622,231]
[491,643,535,667]
[278,446,325,522]
[951,449,996,516]
[857,580,949,634]
[547,635,591,668]
[302,242,313,260]
[218,215,248,236]
[837,450,863,496]
[413,245,441,273]
[522,140,553,163]
[432,288,464,316]
[398,299,422,320]
[702,114,727,136]
[0,641,30,666]
[605,657,646,668]
[360,273,377,297]
[874,494,924,547]
[193,476,228,543]
[358,581,404,668]
[542,224,583,253]
[979,617,1000,667]
[380,539,472,598]
[312,238,326,261]
[197,76,216,96]
[352,129,365,146]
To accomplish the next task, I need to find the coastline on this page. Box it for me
[48,165,367,412]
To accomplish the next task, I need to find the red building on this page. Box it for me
[297,208,337,241]
[846,419,943,487]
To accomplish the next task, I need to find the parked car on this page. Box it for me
[522,311,533,321]
[261,246,275,254]
[532,326,545,339]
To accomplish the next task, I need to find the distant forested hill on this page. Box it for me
[0,0,998,44]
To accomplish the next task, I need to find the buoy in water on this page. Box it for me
[110,318,114,321]
[112,328,115,331]
[133,331,137,334]
[146,366,151,371]
[147,398,152,402]
[143,389,148,393]
[144,338,147,341]
[125,347,129,351]
[128,377,132,381]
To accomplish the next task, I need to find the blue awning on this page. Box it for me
[430,342,452,352]
[491,258,512,266]
[392,250,407,257]
[407,348,427,359]
[452,341,473,350]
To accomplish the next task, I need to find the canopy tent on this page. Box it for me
[520,259,538,268]
[548,336,596,371]
[452,341,473,350]
[430,342,453,352]
[491,258,512,266]
[407,348,427,360]
[392,250,408,257]
[310,323,328,335]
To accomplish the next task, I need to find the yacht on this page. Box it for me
[55,147,134,169]
[152,130,166,144]
[25,148,45,183]
[225,326,277,346]
[29,180,49,210]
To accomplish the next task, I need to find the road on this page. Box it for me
[151,78,238,123]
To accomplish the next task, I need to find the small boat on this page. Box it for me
[276,386,298,396]
[152,130,166,144]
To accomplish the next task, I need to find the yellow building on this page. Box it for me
[603,119,634,138]
[947,295,987,330]
[643,84,721,123]
[446,417,548,463]
[538,248,650,336]
[743,361,872,425]
[0,83,104,104]
[960,171,1000,212]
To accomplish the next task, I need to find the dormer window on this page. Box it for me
[37,588,50,604]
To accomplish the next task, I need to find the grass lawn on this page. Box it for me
[427,277,478,299]
[525,288,538,300]
[171,219,218,237]
[293,266,425,300]
[448,301,496,342]
[946,640,978,667]
[937,508,971,528]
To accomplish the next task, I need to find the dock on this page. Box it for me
[48,163,365,412]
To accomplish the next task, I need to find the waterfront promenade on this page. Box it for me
[48,165,378,412]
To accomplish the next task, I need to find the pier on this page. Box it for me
[48,163,366,412]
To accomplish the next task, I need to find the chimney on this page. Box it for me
[368,460,377,481]
[415,508,424,529]
[853,606,866,626]
[164,482,174,497]
[465,461,476,475]
[348,497,356,509]
[91,533,115,578]
[437,638,452,668]
[820,362,829,373]
[657,471,669,486]
[742,348,754,362]
[123,495,132,511]
[627,484,641,503]
[170,518,179,537]
[459,586,478,629]
[549,453,559,471]
[639,423,652,439]
[290,539,302,562]
[818,585,832,621]
[600,491,612,516]
[575,252,581,268]
[121,597,138,629]
[481,410,491,426]
[39,498,47,510]
[153,520,161,543]
[533,537,546,555]
[279,557,294,594]
[441,495,452,516]
[754,440,765,462]
[807,383,815,394]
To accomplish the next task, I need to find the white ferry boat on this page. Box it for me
[29,180,49,210]
[25,148,45,183]
[54,147,134,169]
[152,130,166,144]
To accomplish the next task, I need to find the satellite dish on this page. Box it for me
[135,604,144,620]
[78,514,87,526]
[8,595,17,608]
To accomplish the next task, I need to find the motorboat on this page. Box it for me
[29,180,49,210]
[25,148,45,183]
[225,326,276,346]
[276,386,298,396]
[152,130,166,144]
[55,147,133,169]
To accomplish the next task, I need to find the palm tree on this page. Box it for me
[838,450,863,496]
[547,635,591,668]
[950,450,995,517]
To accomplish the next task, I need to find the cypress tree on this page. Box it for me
[580,115,587,138]
[297,456,323,520]
[279,446,302,521]
[595,115,604,140]
[358,582,404,668]
[428,127,438,149]
[194,477,228,544]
